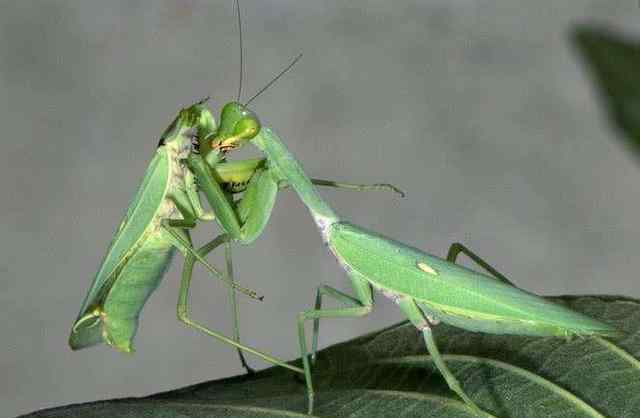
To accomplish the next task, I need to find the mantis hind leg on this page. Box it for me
[446,242,515,286]
[297,274,373,414]
[397,297,486,416]
[310,285,363,363]
[177,236,303,375]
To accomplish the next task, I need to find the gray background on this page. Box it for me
[1,1,639,417]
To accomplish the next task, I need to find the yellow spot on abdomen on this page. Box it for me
[417,261,439,276]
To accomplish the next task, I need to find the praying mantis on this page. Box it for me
[68,0,403,374]
[206,102,621,416]
[68,2,621,416]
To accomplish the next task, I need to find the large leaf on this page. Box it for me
[17,296,640,418]
[572,25,640,158]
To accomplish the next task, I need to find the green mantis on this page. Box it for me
[209,102,621,416]
[68,0,406,382]
[68,3,621,416]
[68,86,621,418]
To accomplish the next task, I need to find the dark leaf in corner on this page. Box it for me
[573,25,640,159]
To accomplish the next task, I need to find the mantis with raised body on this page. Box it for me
[69,1,620,415]
[205,102,621,416]
[68,99,401,376]
[68,0,404,371]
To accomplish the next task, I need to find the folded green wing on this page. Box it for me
[329,222,618,337]
[69,149,170,348]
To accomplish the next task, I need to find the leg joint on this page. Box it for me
[177,307,189,322]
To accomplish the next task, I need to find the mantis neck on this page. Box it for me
[254,128,339,235]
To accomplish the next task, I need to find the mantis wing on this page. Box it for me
[69,149,170,349]
[329,222,619,337]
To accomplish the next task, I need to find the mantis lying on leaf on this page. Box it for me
[209,102,622,416]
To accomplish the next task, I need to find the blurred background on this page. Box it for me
[1,1,639,417]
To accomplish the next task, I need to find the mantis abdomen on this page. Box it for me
[328,221,619,338]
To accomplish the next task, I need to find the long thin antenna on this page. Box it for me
[235,0,244,102]
[244,53,303,106]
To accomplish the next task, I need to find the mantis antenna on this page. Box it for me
[244,53,303,106]
[235,0,244,102]
[234,0,301,106]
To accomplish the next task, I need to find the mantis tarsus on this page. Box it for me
[209,102,621,416]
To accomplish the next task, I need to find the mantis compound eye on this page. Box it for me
[211,102,261,153]
[234,114,260,141]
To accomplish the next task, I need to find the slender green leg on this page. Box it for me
[177,238,304,375]
[297,274,373,414]
[225,240,255,373]
[397,297,485,416]
[277,178,405,197]
[310,178,405,197]
[160,220,261,300]
[446,242,514,286]
[171,228,254,373]
[310,285,362,363]
[184,163,257,373]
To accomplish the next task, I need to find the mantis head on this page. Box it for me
[209,102,261,154]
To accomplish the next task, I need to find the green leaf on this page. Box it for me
[17,296,640,418]
[572,25,640,158]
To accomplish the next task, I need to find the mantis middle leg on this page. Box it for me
[297,273,373,414]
